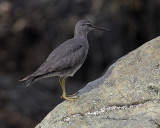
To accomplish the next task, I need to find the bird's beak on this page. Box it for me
[91,25,110,32]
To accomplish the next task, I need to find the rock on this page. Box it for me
[35,36,160,128]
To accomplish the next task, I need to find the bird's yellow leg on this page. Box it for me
[59,78,76,101]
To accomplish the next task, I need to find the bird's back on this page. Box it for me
[34,38,88,75]
[22,38,89,86]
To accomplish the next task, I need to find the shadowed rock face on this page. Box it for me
[36,36,160,128]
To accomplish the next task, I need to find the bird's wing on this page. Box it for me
[47,46,85,72]
[30,39,86,77]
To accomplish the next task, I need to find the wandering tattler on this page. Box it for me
[20,19,109,101]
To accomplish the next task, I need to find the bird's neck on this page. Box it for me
[74,30,88,39]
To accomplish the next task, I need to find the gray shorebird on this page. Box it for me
[20,19,109,101]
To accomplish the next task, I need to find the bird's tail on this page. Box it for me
[19,76,35,87]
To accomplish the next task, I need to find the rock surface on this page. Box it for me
[36,36,160,128]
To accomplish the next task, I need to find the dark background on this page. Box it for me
[0,0,160,128]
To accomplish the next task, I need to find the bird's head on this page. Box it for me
[74,19,110,38]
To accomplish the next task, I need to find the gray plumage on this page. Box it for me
[21,19,109,88]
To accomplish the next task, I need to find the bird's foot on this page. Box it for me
[61,95,75,101]
[61,93,78,98]
[61,93,78,101]
[66,92,78,99]
[66,95,78,99]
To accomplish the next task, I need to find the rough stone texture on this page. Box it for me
[36,36,160,128]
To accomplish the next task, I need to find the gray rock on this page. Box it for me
[36,36,160,128]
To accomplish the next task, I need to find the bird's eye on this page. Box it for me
[85,23,92,26]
